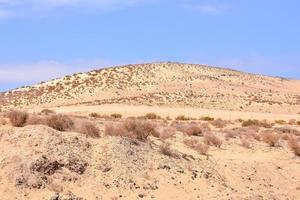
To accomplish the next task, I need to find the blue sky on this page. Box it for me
[0,0,300,92]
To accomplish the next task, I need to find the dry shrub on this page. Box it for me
[89,112,111,119]
[77,121,100,138]
[288,136,300,156]
[203,134,222,148]
[210,118,229,128]
[261,132,280,147]
[184,124,203,136]
[274,127,300,136]
[0,117,7,125]
[8,110,28,127]
[275,120,286,125]
[200,116,214,121]
[195,143,209,155]
[175,115,192,121]
[144,113,161,120]
[242,119,273,128]
[183,138,198,148]
[288,119,296,125]
[240,137,251,149]
[89,112,100,118]
[156,126,176,140]
[40,109,55,115]
[184,138,209,155]
[46,114,74,131]
[297,121,300,126]
[110,113,122,119]
[224,129,238,140]
[166,116,172,120]
[105,119,157,141]
[159,143,179,158]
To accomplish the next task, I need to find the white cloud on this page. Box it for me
[0,0,149,20]
[192,3,230,15]
[0,9,11,20]
[0,58,117,83]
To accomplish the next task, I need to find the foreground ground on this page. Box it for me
[0,109,300,200]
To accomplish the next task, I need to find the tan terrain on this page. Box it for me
[1,62,300,115]
[0,62,300,200]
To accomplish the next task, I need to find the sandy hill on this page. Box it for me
[1,62,300,114]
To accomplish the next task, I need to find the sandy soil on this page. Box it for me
[43,104,300,121]
[0,117,299,200]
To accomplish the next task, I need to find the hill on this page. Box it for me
[1,62,300,114]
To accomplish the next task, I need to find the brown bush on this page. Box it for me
[89,112,111,119]
[184,138,209,155]
[40,109,56,115]
[0,117,7,125]
[242,119,273,128]
[144,113,161,120]
[46,114,74,131]
[274,127,300,136]
[175,115,192,121]
[195,143,209,155]
[159,143,179,158]
[200,116,214,121]
[210,118,229,128]
[105,119,157,141]
[297,121,300,126]
[183,138,198,148]
[288,136,300,156]
[156,126,176,140]
[203,134,222,148]
[224,129,238,140]
[110,113,122,119]
[8,110,28,127]
[240,137,251,149]
[77,121,100,138]
[261,132,280,147]
[288,119,296,125]
[274,120,286,125]
[89,112,100,118]
[184,124,202,136]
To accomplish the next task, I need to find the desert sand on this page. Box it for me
[0,62,300,200]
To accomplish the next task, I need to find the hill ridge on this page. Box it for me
[1,62,300,114]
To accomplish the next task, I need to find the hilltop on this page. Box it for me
[1,62,300,114]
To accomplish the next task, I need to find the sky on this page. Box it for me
[0,0,300,92]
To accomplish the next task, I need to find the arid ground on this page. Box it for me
[0,62,300,200]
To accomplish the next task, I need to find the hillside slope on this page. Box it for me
[1,62,300,114]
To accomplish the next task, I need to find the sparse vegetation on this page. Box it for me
[275,120,286,125]
[159,143,179,158]
[105,119,157,141]
[210,118,229,128]
[77,121,100,138]
[261,132,280,147]
[183,124,202,136]
[40,109,56,115]
[242,119,273,128]
[8,110,28,127]
[288,136,300,156]
[200,116,214,121]
[240,137,251,149]
[203,134,222,148]
[46,114,74,131]
[144,113,161,120]
[110,113,122,119]
[175,115,192,121]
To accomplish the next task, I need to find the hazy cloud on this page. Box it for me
[190,2,230,15]
[0,58,117,83]
[0,0,149,20]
